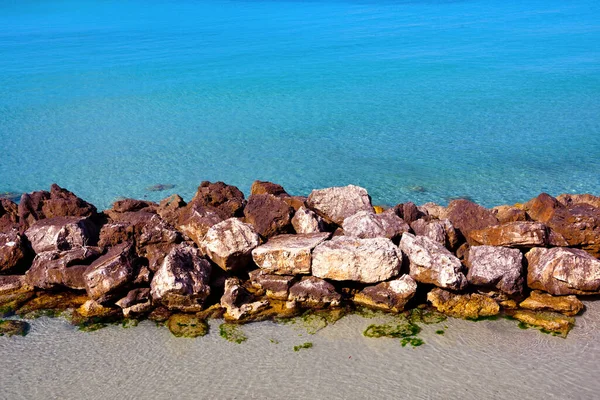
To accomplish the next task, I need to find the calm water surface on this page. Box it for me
[0,0,599,208]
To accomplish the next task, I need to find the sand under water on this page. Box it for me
[2,301,599,399]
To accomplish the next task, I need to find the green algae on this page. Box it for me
[363,321,421,339]
[219,323,247,344]
[0,319,30,337]
[518,322,529,330]
[401,337,424,347]
[466,315,499,322]
[167,314,208,338]
[408,308,447,325]
[435,330,445,335]
[294,342,313,352]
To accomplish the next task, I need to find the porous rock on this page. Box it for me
[243,193,294,238]
[25,216,99,254]
[466,245,524,295]
[342,211,410,242]
[469,221,549,247]
[200,218,261,271]
[291,206,327,234]
[446,199,499,244]
[519,290,583,316]
[187,181,246,220]
[306,185,373,225]
[248,269,295,300]
[427,288,500,319]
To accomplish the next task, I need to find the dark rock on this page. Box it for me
[83,243,136,302]
[146,183,175,192]
[244,193,294,238]
[156,194,186,227]
[106,198,156,219]
[0,229,31,273]
[446,199,499,244]
[0,320,29,337]
[0,199,19,233]
[187,181,246,220]
[25,216,99,254]
[26,247,102,290]
[116,288,152,317]
[402,202,422,224]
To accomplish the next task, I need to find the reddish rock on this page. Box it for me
[250,180,289,197]
[243,193,294,238]
[468,221,548,248]
[25,216,99,254]
[156,194,186,227]
[116,288,152,317]
[177,204,223,245]
[187,181,246,220]
[282,196,307,211]
[105,198,156,219]
[353,275,417,313]
[491,205,529,223]
[0,199,19,232]
[18,184,97,231]
[446,199,499,244]
[410,218,459,250]
[0,229,31,273]
[84,243,136,302]
[556,193,600,209]
[249,269,296,300]
[26,247,102,290]
[401,202,423,224]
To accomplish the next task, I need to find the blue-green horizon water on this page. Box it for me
[1,0,599,210]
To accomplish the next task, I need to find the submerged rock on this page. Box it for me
[167,314,208,338]
[306,185,373,225]
[342,211,410,242]
[526,247,600,295]
[150,245,212,312]
[427,288,500,319]
[400,233,467,290]
[291,206,327,234]
[16,291,89,318]
[466,245,524,296]
[0,319,29,337]
[353,275,417,313]
[510,310,575,337]
[0,275,35,317]
[312,236,401,283]
[252,232,330,275]
[25,216,99,254]
[200,218,262,271]
[519,290,583,316]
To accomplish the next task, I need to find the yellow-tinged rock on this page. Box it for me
[16,292,89,317]
[427,288,500,319]
[76,299,116,318]
[511,310,575,337]
[519,290,583,316]
[373,206,385,214]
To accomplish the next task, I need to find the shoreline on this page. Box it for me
[1,181,599,342]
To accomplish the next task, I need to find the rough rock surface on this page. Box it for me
[288,276,341,308]
[18,184,97,231]
[243,193,294,238]
[200,218,261,271]
[306,185,373,225]
[0,229,30,273]
[291,206,327,234]
[252,232,330,275]
[469,221,549,247]
[177,204,222,246]
[250,180,289,197]
[312,236,401,283]
[491,205,529,223]
[353,275,417,312]
[418,202,447,220]
[466,245,524,295]
[167,314,208,338]
[221,277,269,321]
[26,247,102,290]
[519,290,583,316]
[556,193,600,209]
[156,194,186,227]
[116,288,153,317]
[410,218,459,250]
[83,243,136,302]
[25,216,99,254]
[446,199,499,244]
[342,211,410,242]
[400,233,467,290]
[427,288,500,319]
[0,199,19,232]
[150,245,212,312]
[187,181,246,220]
[510,310,575,337]
[526,247,600,295]
[248,270,296,300]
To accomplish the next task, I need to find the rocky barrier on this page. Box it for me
[1,181,599,341]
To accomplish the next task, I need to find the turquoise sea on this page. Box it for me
[1,0,599,209]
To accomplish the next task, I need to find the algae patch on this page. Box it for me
[0,319,30,337]
[294,342,313,352]
[219,323,247,344]
[401,337,424,347]
[363,321,421,339]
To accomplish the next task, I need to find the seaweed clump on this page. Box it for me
[219,323,248,344]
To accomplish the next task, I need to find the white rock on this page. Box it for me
[343,211,410,241]
[291,206,327,234]
[200,218,261,271]
[306,185,373,225]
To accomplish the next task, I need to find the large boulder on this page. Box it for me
[18,184,97,231]
[200,218,261,271]
[399,233,467,290]
[525,193,600,257]
[26,247,102,290]
[250,180,289,197]
[187,181,246,220]
[526,247,600,295]
[427,288,500,319]
[248,270,296,300]
[556,193,600,209]
[312,236,401,283]
[291,206,327,234]
[491,205,529,223]
[83,243,136,302]
[156,194,186,227]
[25,216,99,254]
[243,193,294,238]
[177,204,222,246]
[150,245,211,312]
[519,290,583,316]
[0,229,30,273]
[468,221,549,247]
[446,199,499,244]
[466,245,523,295]
[306,185,373,225]
[252,232,330,275]
[288,276,341,308]
[353,275,417,313]
[410,218,459,250]
[342,211,410,242]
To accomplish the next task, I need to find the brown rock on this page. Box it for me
[556,193,600,209]
[221,277,269,321]
[156,194,186,227]
[116,288,152,317]
[106,198,156,219]
[16,292,89,317]
[410,218,459,250]
[288,276,341,308]
[469,221,549,248]
[0,229,30,273]
[427,288,500,319]
[84,243,136,302]
[243,193,294,238]
[353,275,417,313]
[250,180,289,197]
[187,181,246,220]
[446,199,499,244]
[491,205,529,223]
[18,184,97,231]
[248,269,296,300]
[282,196,307,211]
[26,247,102,290]
[177,204,223,246]
[401,202,423,224]
[526,247,600,295]
[418,202,447,220]
[519,290,583,316]
[0,199,19,232]
[25,216,99,254]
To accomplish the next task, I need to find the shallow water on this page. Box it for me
[1,302,599,399]
[1,0,599,209]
